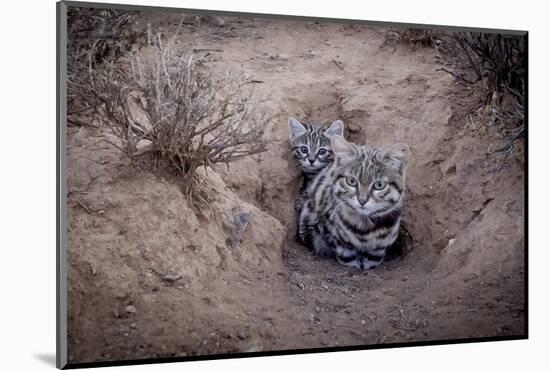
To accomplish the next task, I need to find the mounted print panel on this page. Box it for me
[57,1,527,368]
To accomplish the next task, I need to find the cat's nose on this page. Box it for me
[308,159,315,165]
[358,197,368,206]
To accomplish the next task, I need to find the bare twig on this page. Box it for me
[68,104,97,115]
[436,67,477,85]
[67,118,99,129]
[75,200,94,215]
[193,48,223,52]
[493,128,525,154]
[332,60,344,70]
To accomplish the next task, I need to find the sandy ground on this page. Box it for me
[66,14,525,364]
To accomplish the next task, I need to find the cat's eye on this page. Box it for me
[373,180,386,190]
[299,146,308,154]
[317,148,328,156]
[346,176,358,187]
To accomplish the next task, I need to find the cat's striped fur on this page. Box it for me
[298,135,410,269]
[288,117,344,233]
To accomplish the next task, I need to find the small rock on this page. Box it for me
[244,345,263,353]
[125,305,137,315]
[237,332,247,340]
[161,273,182,283]
[347,124,362,133]
[227,211,252,247]
[210,16,225,27]
[136,139,152,151]
[130,323,137,329]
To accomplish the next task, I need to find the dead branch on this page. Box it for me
[493,127,525,154]
[67,118,99,129]
[436,67,477,85]
[193,48,223,52]
[75,200,94,215]
[332,60,344,70]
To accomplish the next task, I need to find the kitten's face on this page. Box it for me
[288,118,344,176]
[331,136,410,216]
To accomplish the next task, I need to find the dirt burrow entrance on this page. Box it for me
[66,16,525,364]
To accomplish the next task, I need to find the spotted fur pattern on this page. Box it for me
[288,117,344,235]
[298,135,410,269]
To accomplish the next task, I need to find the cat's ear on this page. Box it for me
[324,120,344,138]
[288,117,307,142]
[331,135,356,160]
[383,143,411,172]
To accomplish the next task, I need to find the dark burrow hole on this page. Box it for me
[282,94,414,267]
[385,220,413,262]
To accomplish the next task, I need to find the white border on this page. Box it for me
[2,0,547,369]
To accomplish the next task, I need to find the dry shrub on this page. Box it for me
[67,7,144,119]
[68,27,268,203]
[446,33,525,106]
[68,7,141,69]
[437,32,525,152]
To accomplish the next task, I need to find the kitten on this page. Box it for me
[288,117,344,180]
[298,135,410,269]
[288,117,344,236]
